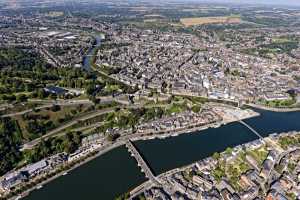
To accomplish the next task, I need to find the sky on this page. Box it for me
[202,0,300,6]
[1,0,300,7]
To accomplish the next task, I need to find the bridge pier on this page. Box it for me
[125,140,160,185]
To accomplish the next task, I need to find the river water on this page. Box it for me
[24,147,146,200]
[23,109,300,200]
[82,35,102,70]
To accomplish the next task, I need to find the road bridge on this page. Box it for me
[125,140,160,185]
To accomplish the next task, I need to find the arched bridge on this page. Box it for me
[125,140,160,185]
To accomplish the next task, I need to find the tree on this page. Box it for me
[89,95,100,104]
[225,147,233,155]
[86,84,96,95]
[0,118,23,175]
[49,93,57,100]
[212,152,220,160]
[37,89,47,99]
[191,105,201,113]
[61,132,82,154]
[50,105,61,112]
[107,133,120,141]
[73,132,82,145]
[16,94,28,102]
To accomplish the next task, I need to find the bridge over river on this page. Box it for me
[125,140,161,186]
[239,120,263,139]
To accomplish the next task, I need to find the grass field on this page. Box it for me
[180,15,241,26]
[13,104,91,141]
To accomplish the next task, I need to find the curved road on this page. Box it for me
[21,103,167,150]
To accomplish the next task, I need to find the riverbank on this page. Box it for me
[20,109,300,200]
[9,107,258,200]
[129,131,300,200]
[82,34,104,70]
[131,108,259,141]
[246,103,300,113]
[9,142,125,200]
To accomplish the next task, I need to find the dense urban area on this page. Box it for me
[129,132,300,200]
[0,0,300,199]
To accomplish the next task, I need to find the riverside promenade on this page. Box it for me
[247,103,300,112]
[8,107,259,200]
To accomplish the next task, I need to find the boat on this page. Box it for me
[15,195,22,200]
[21,191,30,198]
[63,172,68,176]
[36,185,43,189]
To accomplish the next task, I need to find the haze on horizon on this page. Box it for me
[191,0,300,6]
[1,0,300,6]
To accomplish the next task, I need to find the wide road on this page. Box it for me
[20,103,167,150]
[21,108,115,150]
[1,99,93,118]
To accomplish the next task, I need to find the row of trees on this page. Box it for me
[0,118,23,176]
[0,114,84,176]
[23,132,82,164]
[0,47,44,70]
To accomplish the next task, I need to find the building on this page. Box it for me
[44,86,67,95]
[0,172,28,191]
[23,159,48,176]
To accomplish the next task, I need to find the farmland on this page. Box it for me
[180,15,241,26]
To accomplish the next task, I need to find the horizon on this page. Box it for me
[1,0,300,7]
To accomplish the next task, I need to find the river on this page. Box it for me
[23,147,146,200]
[82,35,102,70]
[24,109,300,200]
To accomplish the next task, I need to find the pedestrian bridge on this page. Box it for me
[125,140,160,185]
[239,120,263,139]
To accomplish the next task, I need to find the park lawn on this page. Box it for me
[246,147,268,167]
[104,84,121,93]
[166,100,189,115]
[166,103,183,114]
[12,104,91,141]
[226,152,251,191]
[36,106,80,122]
[72,93,89,100]
[212,159,226,183]
[70,112,109,129]
[264,98,296,108]
[272,37,293,43]
[1,102,43,115]
[191,104,202,113]
[13,115,30,140]
[278,134,300,149]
